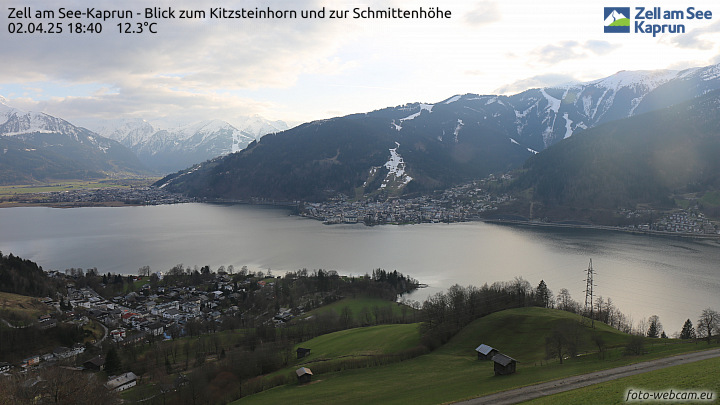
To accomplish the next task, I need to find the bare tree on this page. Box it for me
[697,308,719,344]
[647,315,662,338]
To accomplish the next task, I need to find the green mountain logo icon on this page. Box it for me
[604,8,631,33]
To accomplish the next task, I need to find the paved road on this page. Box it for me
[457,348,720,405]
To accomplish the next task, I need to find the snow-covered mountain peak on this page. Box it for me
[232,115,290,139]
[590,69,678,92]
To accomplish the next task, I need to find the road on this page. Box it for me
[458,348,720,405]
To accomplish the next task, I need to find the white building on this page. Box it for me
[105,372,138,392]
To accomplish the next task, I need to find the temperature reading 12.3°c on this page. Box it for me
[118,22,157,34]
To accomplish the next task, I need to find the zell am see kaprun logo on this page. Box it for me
[604,6,713,37]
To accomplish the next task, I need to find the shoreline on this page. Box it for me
[0,201,142,208]
[3,199,719,240]
[481,218,720,240]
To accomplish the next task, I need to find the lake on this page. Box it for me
[2,203,719,335]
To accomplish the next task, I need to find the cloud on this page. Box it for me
[669,21,720,50]
[0,0,362,123]
[531,40,618,64]
[493,73,578,94]
[533,41,583,64]
[463,1,501,26]
[10,85,277,127]
[585,40,614,56]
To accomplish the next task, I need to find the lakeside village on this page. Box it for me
[300,176,720,236]
[0,263,419,398]
[1,267,328,387]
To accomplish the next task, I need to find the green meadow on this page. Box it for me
[233,307,720,405]
[524,356,720,405]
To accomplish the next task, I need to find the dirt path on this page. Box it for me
[457,348,720,405]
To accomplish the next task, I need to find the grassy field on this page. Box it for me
[233,307,720,405]
[524,356,720,405]
[700,191,720,207]
[0,178,159,205]
[0,291,52,324]
[301,296,417,324]
[294,323,422,363]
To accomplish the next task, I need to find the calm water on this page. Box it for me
[1,203,719,334]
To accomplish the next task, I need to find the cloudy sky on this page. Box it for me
[2,0,720,127]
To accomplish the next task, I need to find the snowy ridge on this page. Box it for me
[91,118,156,148]
[589,69,677,92]
[443,95,461,104]
[399,103,434,122]
[231,115,289,139]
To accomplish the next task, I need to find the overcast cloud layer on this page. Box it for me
[3,0,720,126]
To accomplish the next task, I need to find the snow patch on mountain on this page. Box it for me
[453,119,464,143]
[563,113,573,139]
[540,89,560,114]
[443,95,461,104]
[380,142,413,189]
[399,103,434,122]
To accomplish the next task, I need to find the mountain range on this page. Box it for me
[514,89,720,212]
[85,116,289,173]
[156,63,720,202]
[0,97,289,183]
[0,99,147,184]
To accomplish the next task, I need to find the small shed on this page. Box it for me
[475,344,498,361]
[297,347,311,359]
[296,367,313,384]
[491,353,517,376]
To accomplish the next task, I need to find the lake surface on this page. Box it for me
[2,203,719,334]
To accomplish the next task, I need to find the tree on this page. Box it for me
[535,280,553,308]
[556,288,576,312]
[647,315,662,338]
[591,333,606,359]
[105,347,122,375]
[680,319,696,340]
[545,320,578,364]
[340,306,353,329]
[138,265,151,277]
[625,335,645,355]
[697,308,720,344]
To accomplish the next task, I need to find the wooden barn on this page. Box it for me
[491,353,517,375]
[297,347,311,359]
[475,344,498,361]
[83,355,105,371]
[296,367,313,384]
